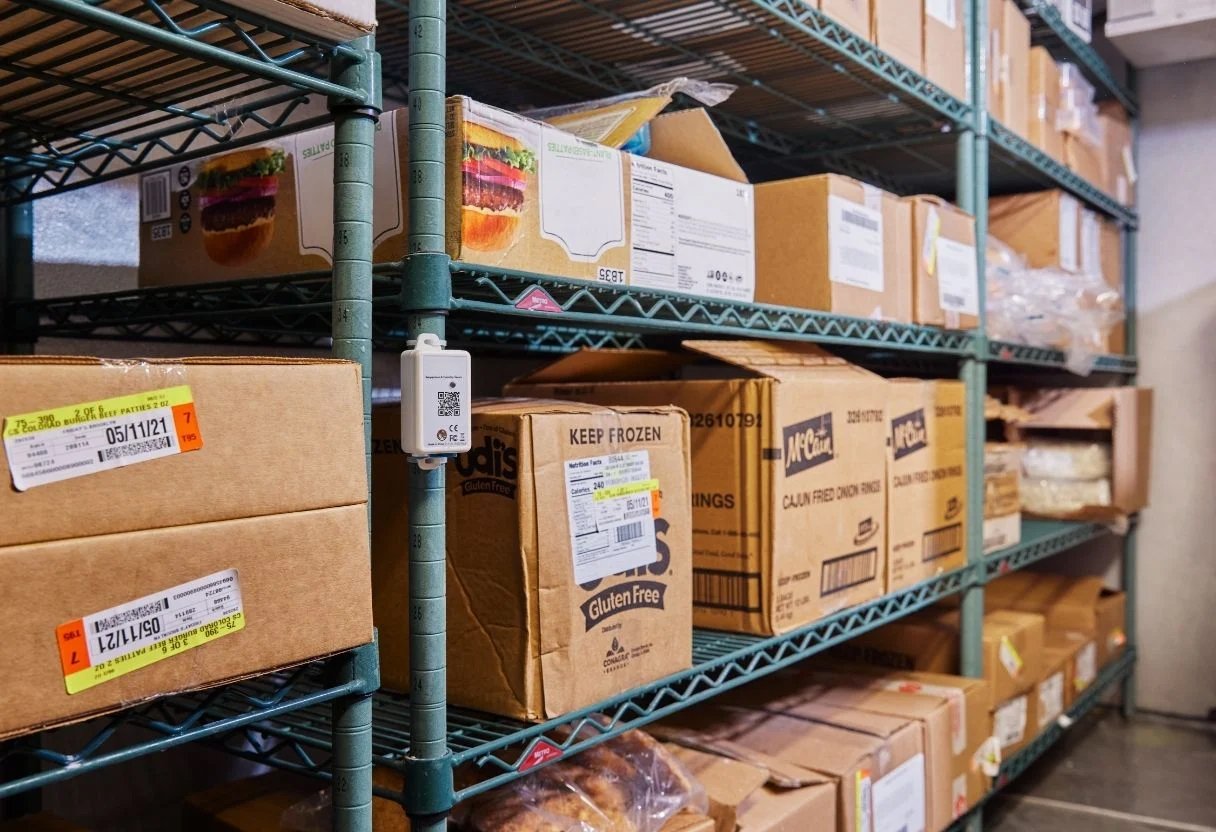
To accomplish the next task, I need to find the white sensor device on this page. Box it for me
[400,334,472,462]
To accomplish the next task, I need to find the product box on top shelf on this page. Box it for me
[138,111,409,287]
[226,0,375,42]
[886,379,967,591]
[0,357,372,740]
[983,442,1022,553]
[905,196,980,329]
[1009,386,1152,519]
[924,0,967,100]
[1099,101,1137,206]
[989,189,1084,272]
[755,173,913,322]
[871,0,922,70]
[988,0,1030,138]
[821,0,871,40]
[371,399,693,721]
[1029,47,1065,162]
[449,97,756,303]
[1065,132,1106,187]
[506,341,888,637]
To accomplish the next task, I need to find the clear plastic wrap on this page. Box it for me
[1021,477,1112,515]
[1022,439,1112,480]
[458,730,707,832]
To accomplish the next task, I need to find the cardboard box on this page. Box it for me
[448,98,756,302]
[1047,629,1097,700]
[139,112,408,287]
[1036,643,1071,731]
[983,442,1022,554]
[992,690,1035,756]
[755,174,913,322]
[1099,101,1136,206]
[226,0,374,42]
[822,0,871,38]
[989,189,1083,273]
[1029,47,1065,162]
[1000,0,1031,139]
[661,813,716,832]
[906,196,979,329]
[1009,387,1153,517]
[987,1,1006,126]
[886,379,967,591]
[0,504,371,740]
[1,357,366,548]
[872,0,922,70]
[373,399,693,720]
[183,773,406,832]
[1100,219,1126,354]
[1049,0,1092,42]
[506,341,888,636]
[924,0,967,101]
[667,743,837,832]
[1065,132,1106,187]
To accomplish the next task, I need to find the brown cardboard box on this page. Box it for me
[1047,629,1097,700]
[661,813,716,832]
[373,399,693,720]
[139,111,409,287]
[227,0,374,42]
[183,773,407,832]
[989,189,1082,272]
[822,0,871,38]
[1001,0,1031,139]
[666,741,837,832]
[1036,644,1071,731]
[873,0,922,70]
[448,99,756,302]
[507,341,888,636]
[1065,133,1106,187]
[924,0,967,100]
[1029,47,1065,162]
[987,0,1006,126]
[906,196,979,329]
[887,379,967,590]
[992,690,1035,756]
[755,175,912,322]
[1099,101,1136,206]
[0,504,371,740]
[0,816,88,832]
[1100,219,1126,354]
[1009,386,1153,517]
[983,442,1022,554]
[1,357,366,548]
[1097,590,1128,667]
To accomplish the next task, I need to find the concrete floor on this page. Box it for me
[987,708,1216,831]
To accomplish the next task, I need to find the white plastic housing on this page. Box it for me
[400,334,472,457]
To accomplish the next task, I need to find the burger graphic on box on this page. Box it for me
[196,145,286,266]
[460,122,536,251]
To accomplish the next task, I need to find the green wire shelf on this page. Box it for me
[988,339,1138,374]
[984,519,1112,580]
[0,643,376,800]
[0,0,373,203]
[948,649,1138,830]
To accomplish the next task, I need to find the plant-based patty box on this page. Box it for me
[507,341,888,636]
[372,399,692,721]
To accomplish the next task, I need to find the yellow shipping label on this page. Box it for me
[999,635,1024,678]
[4,385,203,491]
[55,569,243,695]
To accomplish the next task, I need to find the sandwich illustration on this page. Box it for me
[460,122,536,251]
[196,145,286,266]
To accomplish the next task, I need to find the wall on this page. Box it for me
[1133,56,1216,718]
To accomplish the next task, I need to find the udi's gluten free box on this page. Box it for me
[372,399,692,721]
[508,341,888,636]
[0,357,371,739]
[886,380,967,591]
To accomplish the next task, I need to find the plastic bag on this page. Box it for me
[281,787,331,832]
[458,730,707,832]
[1021,476,1113,515]
[1022,439,1112,480]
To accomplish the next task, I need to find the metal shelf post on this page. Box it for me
[402,1,456,828]
[328,34,382,832]
[1120,67,1140,719]
[1,137,33,355]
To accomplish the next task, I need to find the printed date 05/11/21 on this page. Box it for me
[95,617,162,656]
[105,416,169,446]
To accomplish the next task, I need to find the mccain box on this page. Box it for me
[138,112,407,287]
[448,98,755,302]
[886,379,967,591]
[372,399,692,721]
[507,341,888,637]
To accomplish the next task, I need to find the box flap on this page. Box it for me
[655,722,828,789]
[509,349,689,384]
[681,340,876,381]
[647,109,748,184]
[666,744,774,803]
[1011,388,1116,429]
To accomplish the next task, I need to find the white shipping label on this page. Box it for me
[3,386,202,491]
[1080,209,1102,277]
[995,696,1028,749]
[56,569,244,694]
[926,0,957,28]
[540,125,626,261]
[935,238,979,316]
[1039,672,1065,728]
[631,160,755,302]
[951,775,969,820]
[564,451,658,585]
[1074,642,1097,690]
[296,118,405,261]
[828,195,885,292]
[1059,194,1080,272]
[873,754,927,832]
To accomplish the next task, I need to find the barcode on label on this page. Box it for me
[842,208,880,231]
[821,547,878,596]
[614,521,644,544]
[99,436,171,462]
[942,293,965,310]
[694,569,761,612]
[923,523,963,562]
[93,599,167,633]
[141,171,171,222]
[437,390,461,417]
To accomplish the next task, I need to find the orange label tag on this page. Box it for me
[56,618,91,676]
[651,488,662,518]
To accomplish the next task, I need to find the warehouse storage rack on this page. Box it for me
[0,2,1139,832]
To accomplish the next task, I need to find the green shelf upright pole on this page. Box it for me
[1120,67,1139,719]
[402,1,456,828]
[1,140,34,356]
[328,34,382,832]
